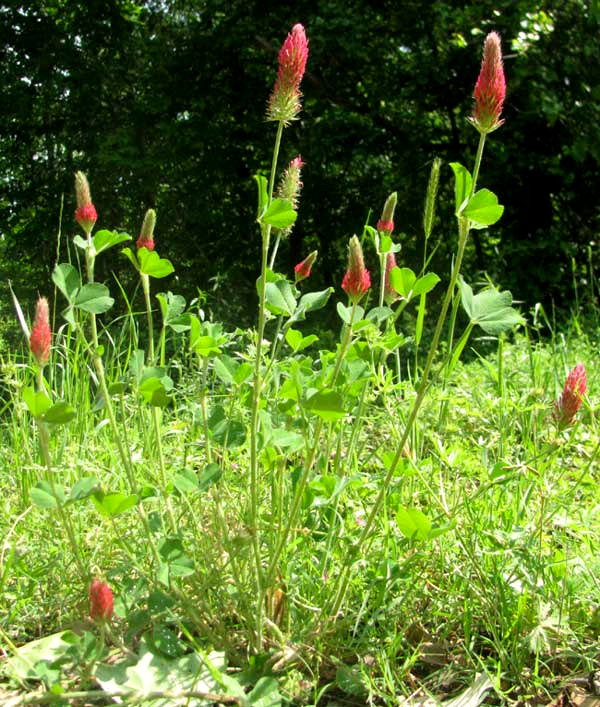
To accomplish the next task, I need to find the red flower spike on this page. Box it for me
[342,235,371,304]
[136,208,157,251]
[29,297,51,367]
[74,171,98,235]
[554,363,587,429]
[267,24,309,123]
[384,251,399,304]
[294,250,317,282]
[470,31,506,135]
[89,578,114,622]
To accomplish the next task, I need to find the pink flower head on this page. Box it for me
[342,235,371,303]
[89,578,114,622]
[377,192,397,235]
[554,363,587,429]
[384,251,399,304]
[267,23,309,123]
[470,31,506,135]
[136,208,156,251]
[29,297,51,367]
[294,250,317,282]
[74,171,98,234]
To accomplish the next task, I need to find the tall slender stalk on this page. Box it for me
[328,135,488,619]
[249,119,285,650]
[82,235,162,568]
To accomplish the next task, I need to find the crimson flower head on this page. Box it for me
[342,235,371,304]
[30,297,51,367]
[267,23,309,123]
[294,250,317,282]
[384,251,399,305]
[554,363,587,429]
[469,31,506,135]
[377,192,398,235]
[136,208,156,251]
[89,578,114,622]
[74,171,98,235]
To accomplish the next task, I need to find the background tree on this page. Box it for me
[1,0,598,335]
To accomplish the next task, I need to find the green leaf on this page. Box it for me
[52,263,81,302]
[139,376,172,407]
[304,389,345,420]
[73,234,88,250]
[460,278,475,317]
[108,381,128,396]
[138,248,175,278]
[285,328,303,352]
[156,291,186,324]
[336,302,364,325]
[95,645,242,705]
[93,229,131,254]
[5,631,80,682]
[150,625,186,659]
[213,355,236,385]
[233,362,253,385]
[73,283,114,314]
[122,246,140,272]
[30,480,65,509]
[366,306,393,324]
[173,468,200,495]
[261,198,297,229]
[264,279,297,316]
[412,272,440,296]
[389,267,416,298]
[158,537,194,577]
[42,402,76,425]
[193,335,221,357]
[297,287,334,314]
[270,428,304,453]
[69,476,100,502]
[254,174,269,219]
[197,463,222,491]
[247,677,282,707]
[285,328,318,352]
[396,506,432,540]
[208,407,246,448]
[460,278,524,335]
[450,162,473,213]
[462,189,504,227]
[22,387,52,418]
[92,491,139,518]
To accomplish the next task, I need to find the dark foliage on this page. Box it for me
[1,0,598,329]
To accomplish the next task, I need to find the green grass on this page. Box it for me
[0,306,597,705]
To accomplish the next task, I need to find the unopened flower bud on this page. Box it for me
[377,192,397,235]
[553,363,587,429]
[294,250,317,282]
[469,31,506,135]
[89,578,114,622]
[267,24,309,124]
[384,251,399,305]
[29,297,51,367]
[136,208,156,251]
[74,171,98,235]
[276,156,304,238]
[342,236,371,303]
